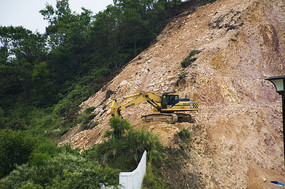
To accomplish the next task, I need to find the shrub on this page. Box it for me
[0,164,31,189]
[142,162,170,189]
[0,130,38,177]
[177,128,191,141]
[0,153,120,189]
[77,106,97,130]
[53,85,90,118]
[104,116,131,139]
[29,140,59,167]
[85,118,163,171]
[181,50,201,68]
[84,106,96,114]
[31,154,119,188]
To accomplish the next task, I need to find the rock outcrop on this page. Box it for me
[59,0,285,188]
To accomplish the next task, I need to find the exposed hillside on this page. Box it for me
[59,0,285,188]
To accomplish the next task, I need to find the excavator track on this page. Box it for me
[175,113,193,123]
[141,113,193,124]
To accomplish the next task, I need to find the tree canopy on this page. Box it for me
[0,0,186,114]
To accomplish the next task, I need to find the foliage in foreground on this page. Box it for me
[0,129,119,188]
[142,162,171,189]
[0,130,40,177]
[0,153,119,189]
[0,118,168,188]
[84,117,163,171]
[83,117,169,188]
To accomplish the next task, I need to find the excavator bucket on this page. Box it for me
[110,100,120,117]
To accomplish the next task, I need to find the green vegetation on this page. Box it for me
[181,50,201,68]
[84,117,167,188]
[177,128,191,141]
[84,117,163,171]
[142,162,171,189]
[0,118,164,188]
[76,106,98,130]
[0,130,39,177]
[0,144,119,189]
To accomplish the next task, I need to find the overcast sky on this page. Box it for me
[0,0,113,34]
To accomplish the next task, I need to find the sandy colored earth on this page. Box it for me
[59,0,285,188]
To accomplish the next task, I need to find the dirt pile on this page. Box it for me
[59,0,285,188]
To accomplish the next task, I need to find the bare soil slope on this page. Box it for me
[59,0,285,188]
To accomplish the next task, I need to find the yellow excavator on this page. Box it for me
[110,92,198,123]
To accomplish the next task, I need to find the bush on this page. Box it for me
[77,106,97,130]
[0,130,38,177]
[181,50,201,68]
[177,128,191,141]
[0,164,32,189]
[53,85,90,118]
[104,116,131,139]
[0,153,120,189]
[85,118,163,171]
[31,154,119,188]
[142,162,170,189]
[29,140,59,167]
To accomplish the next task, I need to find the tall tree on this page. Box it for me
[40,0,93,85]
[0,26,47,107]
[114,0,156,56]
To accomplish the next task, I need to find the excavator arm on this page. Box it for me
[110,92,162,117]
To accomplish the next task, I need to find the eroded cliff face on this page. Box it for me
[59,0,285,188]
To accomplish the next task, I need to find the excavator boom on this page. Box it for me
[110,92,162,117]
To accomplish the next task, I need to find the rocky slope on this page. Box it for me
[59,0,285,188]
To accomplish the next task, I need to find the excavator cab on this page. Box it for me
[161,93,179,109]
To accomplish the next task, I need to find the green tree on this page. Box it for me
[40,0,93,77]
[0,26,48,107]
[114,0,155,56]
[104,116,131,139]
[0,26,46,64]
[31,61,56,106]
[0,130,38,177]
[89,5,122,68]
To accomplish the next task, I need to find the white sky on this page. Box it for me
[0,0,113,34]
